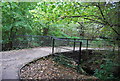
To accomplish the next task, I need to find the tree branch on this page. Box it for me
[61,3,120,36]
[96,3,120,35]
[61,15,120,35]
[61,15,103,20]
[83,17,106,25]
[96,3,106,21]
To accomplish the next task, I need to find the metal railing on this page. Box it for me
[50,37,83,71]
[11,35,119,54]
[12,35,53,49]
[51,37,83,53]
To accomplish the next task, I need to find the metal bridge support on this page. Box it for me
[77,42,82,72]
[52,38,55,54]
[86,39,88,50]
[73,39,76,52]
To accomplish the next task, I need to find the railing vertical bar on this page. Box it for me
[73,39,76,52]
[86,39,88,50]
[67,39,69,46]
[113,42,115,52]
[77,42,82,72]
[52,38,55,54]
[79,42,82,65]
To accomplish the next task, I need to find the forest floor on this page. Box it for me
[20,56,97,80]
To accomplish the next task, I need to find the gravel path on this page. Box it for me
[1,47,53,80]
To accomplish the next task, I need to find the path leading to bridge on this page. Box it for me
[1,47,52,80]
[1,47,110,80]
[1,47,84,80]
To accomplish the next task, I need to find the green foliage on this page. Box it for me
[94,60,119,80]
[2,2,120,50]
[53,54,76,69]
[2,2,37,44]
[53,54,87,74]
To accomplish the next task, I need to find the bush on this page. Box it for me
[94,60,119,80]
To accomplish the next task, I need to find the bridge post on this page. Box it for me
[73,39,76,52]
[86,39,88,50]
[113,42,115,52]
[52,38,55,54]
[77,42,82,72]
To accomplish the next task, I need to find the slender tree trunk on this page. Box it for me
[43,27,49,36]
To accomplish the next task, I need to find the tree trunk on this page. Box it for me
[43,27,49,36]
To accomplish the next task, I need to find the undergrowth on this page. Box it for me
[53,54,87,74]
[52,51,120,80]
[94,59,120,80]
